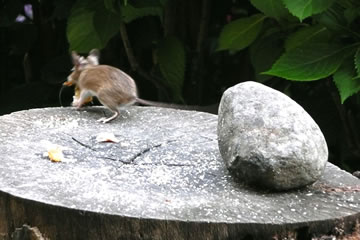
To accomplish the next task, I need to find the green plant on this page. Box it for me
[216,0,360,168]
[67,0,188,102]
[218,0,360,104]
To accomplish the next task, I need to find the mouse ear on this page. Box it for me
[71,51,81,66]
[89,49,100,57]
[87,49,100,65]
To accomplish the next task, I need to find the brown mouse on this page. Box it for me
[64,49,199,123]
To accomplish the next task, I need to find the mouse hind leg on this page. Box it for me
[97,109,119,123]
[96,93,136,123]
[96,103,120,123]
[98,102,137,123]
[98,91,136,123]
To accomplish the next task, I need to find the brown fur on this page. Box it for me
[65,51,138,123]
[77,65,138,106]
[64,49,212,123]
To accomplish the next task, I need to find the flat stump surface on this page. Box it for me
[0,106,360,239]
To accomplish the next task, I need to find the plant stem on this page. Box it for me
[326,79,360,158]
[191,0,211,104]
[119,21,165,97]
[196,0,211,54]
[163,0,176,37]
[119,21,139,72]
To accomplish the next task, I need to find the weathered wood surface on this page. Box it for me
[0,107,359,240]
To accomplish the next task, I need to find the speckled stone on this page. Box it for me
[218,81,329,190]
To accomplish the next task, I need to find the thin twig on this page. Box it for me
[347,110,360,156]
[119,21,139,72]
[163,0,176,36]
[191,0,211,104]
[326,80,360,158]
[196,0,211,54]
[119,21,164,95]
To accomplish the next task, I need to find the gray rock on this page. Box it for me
[217,81,328,190]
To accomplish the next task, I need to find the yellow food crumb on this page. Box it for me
[48,146,64,162]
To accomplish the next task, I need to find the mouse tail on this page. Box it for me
[59,84,68,107]
[135,98,218,114]
[135,98,189,109]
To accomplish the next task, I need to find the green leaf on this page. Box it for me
[67,0,122,52]
[104,0,119,13]
[355,47,360,76]
[156,36,185,101]
[121,3,162,23]
[333,56,360,103]
[263,43,355,81]
[130,0,163,8]
[159,0,168,6]
[250,29,284,82]
[94,8,122,46]
[344,7,360,24]
[217,14,266,51]
[67,1,99,52]
[282,0,336,21]
[285,25,330,51]
[250,0,289,20]
[315,3,348,33]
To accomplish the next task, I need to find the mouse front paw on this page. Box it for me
[72,99,83,109]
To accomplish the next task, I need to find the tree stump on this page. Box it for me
[0,106,359,240]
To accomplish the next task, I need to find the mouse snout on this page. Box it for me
[63,73,76,86]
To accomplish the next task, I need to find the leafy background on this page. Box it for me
[1,0,360,172]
